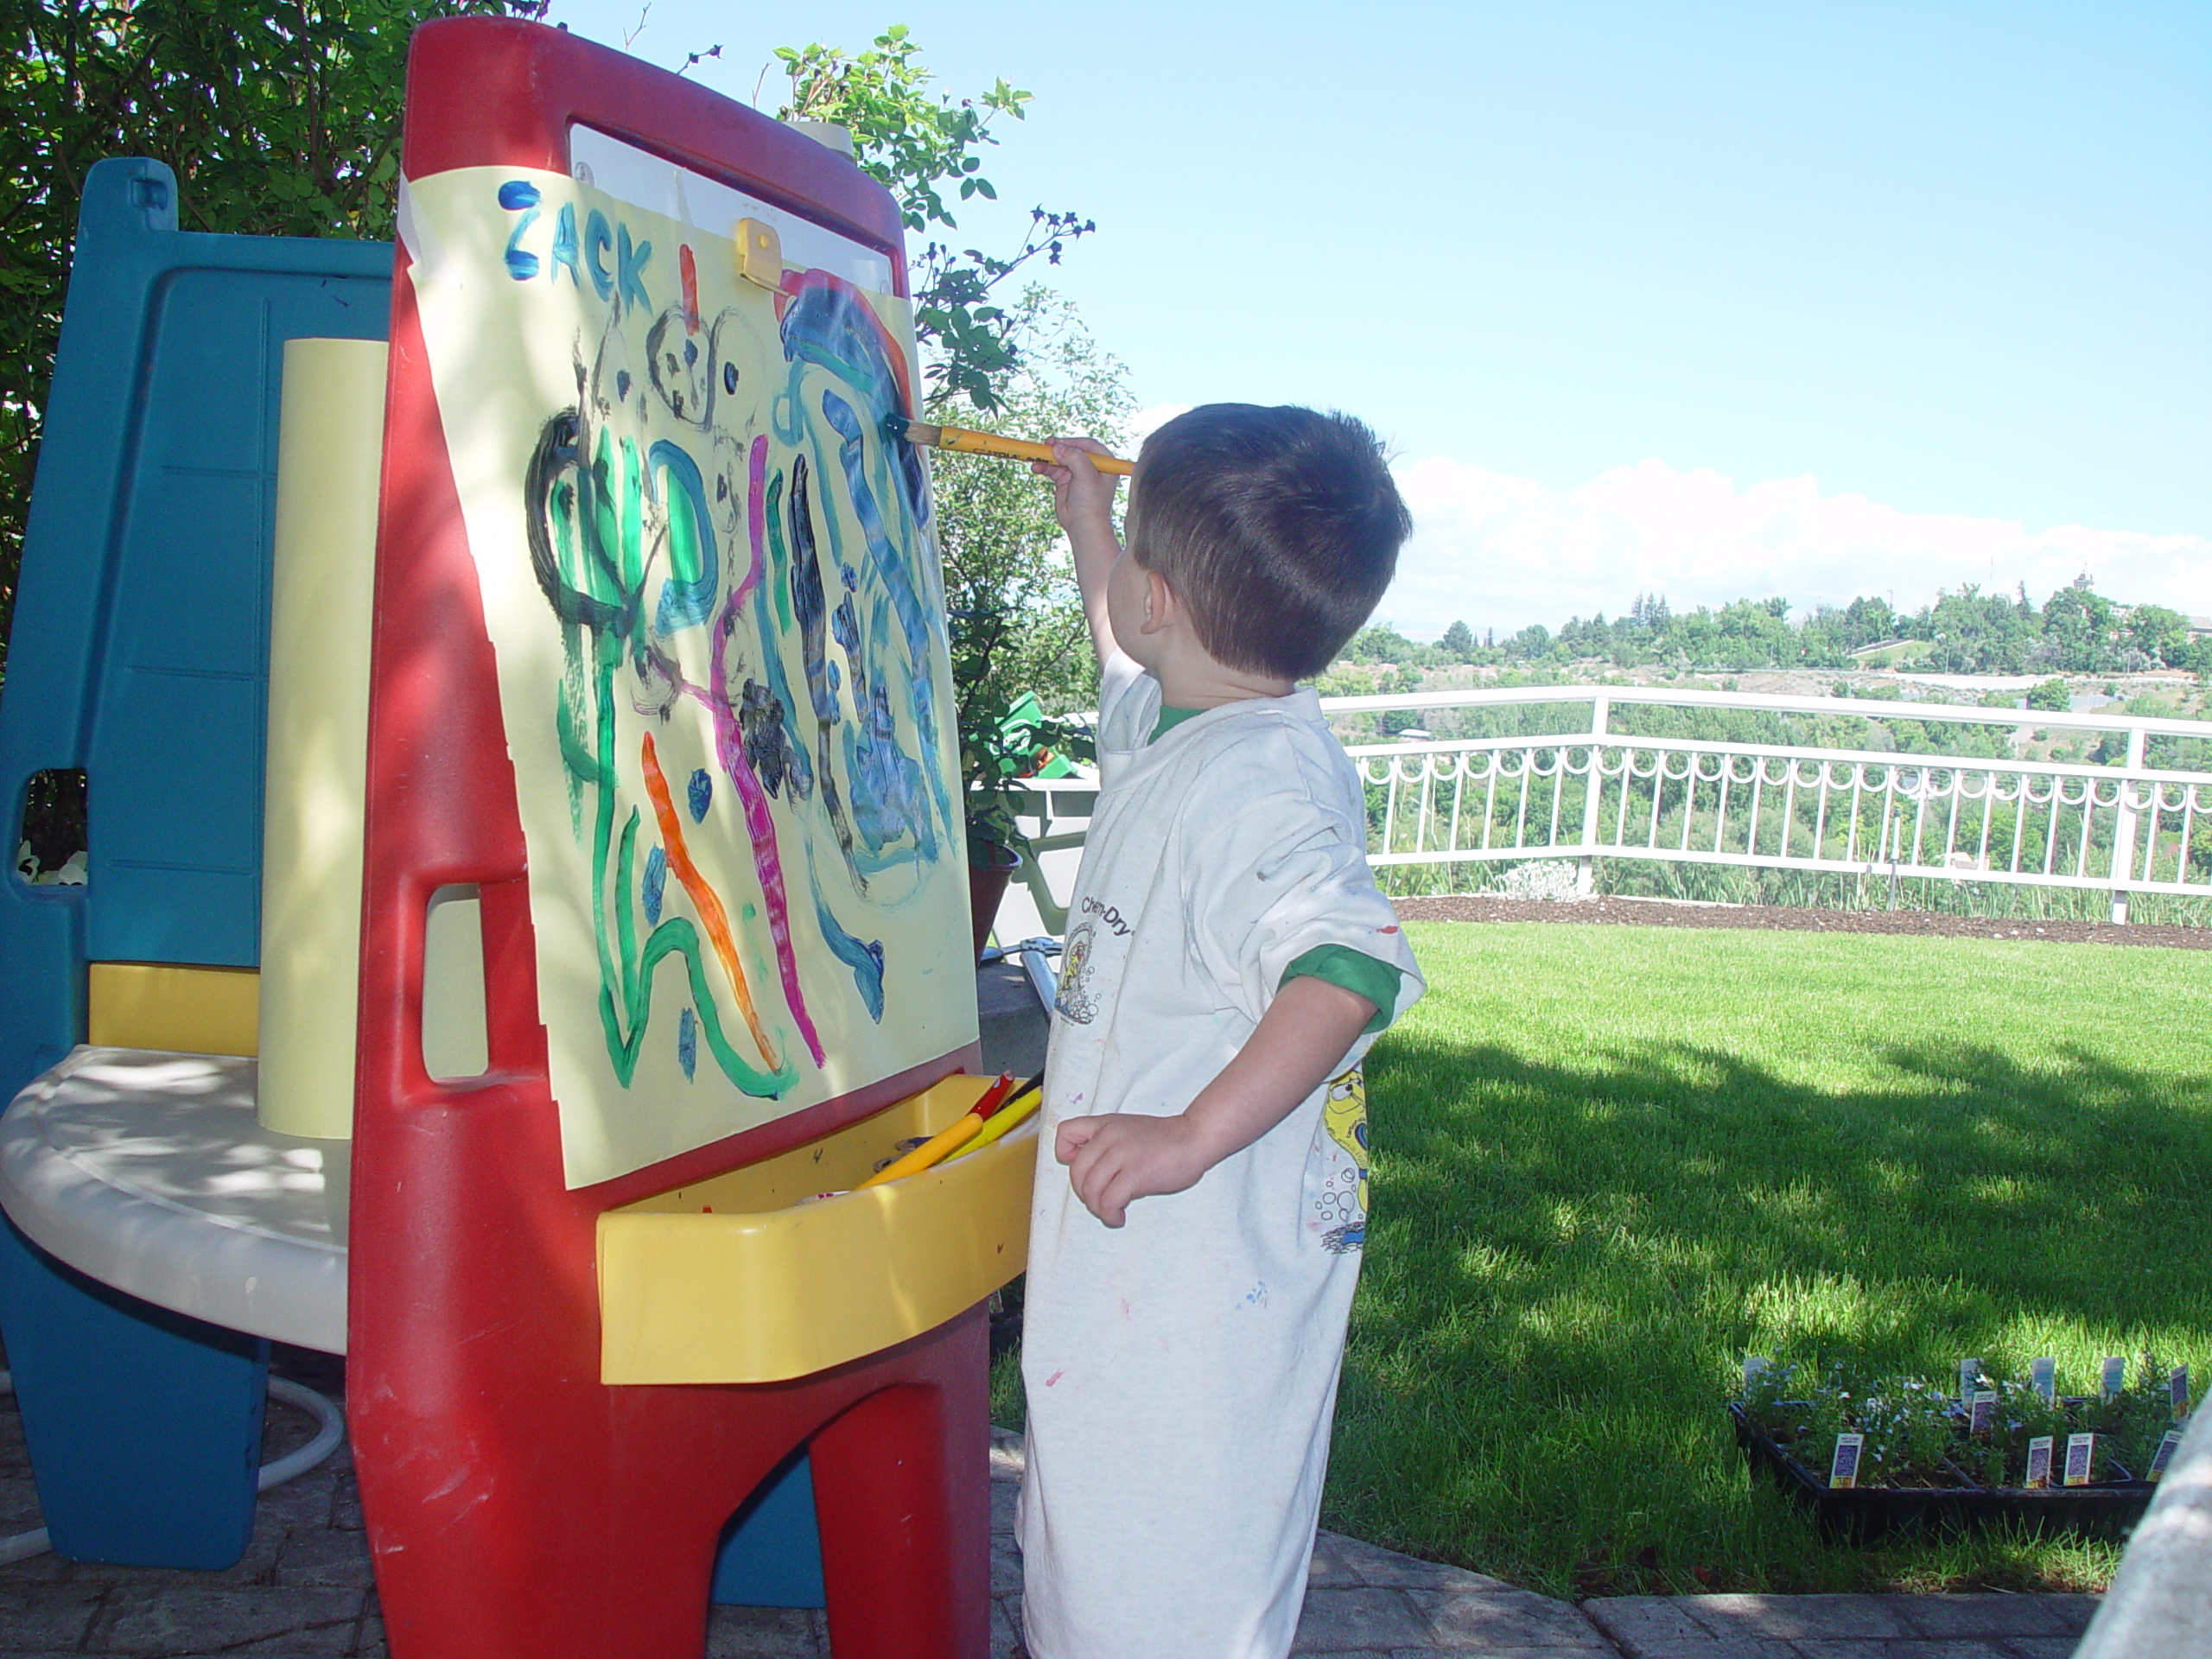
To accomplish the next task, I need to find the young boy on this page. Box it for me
[1018,405,1424,1657]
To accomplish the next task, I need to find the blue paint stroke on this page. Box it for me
[584,208,615,302]
[642,844,666,926]
[819,387,953,847]
[843,678,936,861]
[649,440,718,635]
[549,202,580,287]
[807,845,885,1021]
[617,223,653,316]
[498,181,541,281]
[818,390,931,657]
[687,767,712,822]
[778,278,931,531]
[677,1006,697,1079]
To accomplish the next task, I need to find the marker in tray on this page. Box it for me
[855,1072,1023,1190]
[2031,1357,2056,1403]
[2101,1357,2126,1401]
[1743,1356,1770,1394]
[1829,1433,1864,1491]
[1959,1357,1982,1408]
[2151,1429,2185,1481]
[2171,1363,2190,1421]
[2063,1433,2096,1487]
[2024,1436,2054,1490]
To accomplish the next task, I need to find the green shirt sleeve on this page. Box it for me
[1280,944,1402,1035]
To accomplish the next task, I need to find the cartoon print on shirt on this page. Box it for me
[1054,919,1100,1024]
[1305,1065,1370,1254]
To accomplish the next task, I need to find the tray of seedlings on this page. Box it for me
[1729,1353,2190,1544]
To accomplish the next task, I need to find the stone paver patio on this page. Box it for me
[0,968,2101,1655]
[0,1388,2099,1657]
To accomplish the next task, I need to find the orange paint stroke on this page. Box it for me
[639,731,780,1070]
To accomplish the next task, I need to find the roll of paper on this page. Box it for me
[257,338,388,1141]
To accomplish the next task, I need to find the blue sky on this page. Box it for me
[542,2,2211,632]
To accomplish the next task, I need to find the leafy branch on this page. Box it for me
[0,0,543,684]
[772,26,1093,412]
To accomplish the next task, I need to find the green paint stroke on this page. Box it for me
[559,564,793,1098]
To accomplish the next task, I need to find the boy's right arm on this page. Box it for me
[1033,438,1124,669]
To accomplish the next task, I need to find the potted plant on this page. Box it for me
[928,294,1128,957]
[954,651,1095,959]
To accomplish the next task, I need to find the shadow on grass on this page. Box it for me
[1328,1033,2212,1596]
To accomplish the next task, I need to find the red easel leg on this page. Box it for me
[810,1308,991,1659]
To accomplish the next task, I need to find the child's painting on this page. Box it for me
[402,160,973,1186]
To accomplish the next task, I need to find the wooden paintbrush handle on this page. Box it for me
[936,425,1135,475]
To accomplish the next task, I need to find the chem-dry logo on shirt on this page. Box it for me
[1306,1067,1370,1254]
[1054,921,1101,1024]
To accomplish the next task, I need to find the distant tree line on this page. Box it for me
[1353,579,2209,678]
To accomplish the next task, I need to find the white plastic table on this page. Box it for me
[0,1046,347,1353]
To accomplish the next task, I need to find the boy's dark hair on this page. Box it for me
[1128,404,1410,682]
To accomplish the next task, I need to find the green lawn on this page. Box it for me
[989,920,2212,1597]
[1328,922,2212,1597]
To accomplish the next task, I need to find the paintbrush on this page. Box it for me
[884,413,1135,475]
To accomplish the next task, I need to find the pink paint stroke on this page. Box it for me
[685,433,825,1068]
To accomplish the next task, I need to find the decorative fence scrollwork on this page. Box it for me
[1337,687,2212,918]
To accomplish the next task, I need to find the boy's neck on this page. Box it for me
[1146,639,1296,709]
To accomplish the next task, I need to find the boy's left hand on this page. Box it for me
[1056,1112,1212,1228]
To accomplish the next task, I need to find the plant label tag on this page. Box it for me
[1970,1390,1998,1437]
[1829,1433,1863,1490]
[2025,1436,2054,1490]
[1959,1357,1982,1407]
[2031,1357,2056,1403]
[1744,1356,1770,1393]
[2171,1364,2190,1421]
[2064,1433,2095,1487]
[2101,1357,2126,1401]
[2152,1429,2184,1480]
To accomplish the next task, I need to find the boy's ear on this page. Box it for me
[1141,567,1175,635]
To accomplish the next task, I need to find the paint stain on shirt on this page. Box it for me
[1240,1281,1268,1310]
[1045,1370,1065,1388]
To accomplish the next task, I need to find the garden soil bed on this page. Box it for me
[1395,893,2212,950]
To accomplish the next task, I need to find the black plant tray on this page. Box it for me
[1727,1404,2154,1544]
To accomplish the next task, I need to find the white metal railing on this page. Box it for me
[993,687,2212,929]
[1333,686,2212,920]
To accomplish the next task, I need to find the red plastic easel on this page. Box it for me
[349,22,990,1656]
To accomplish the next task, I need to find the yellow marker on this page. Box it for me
[886,416,1134,475]
[947,1084,1042,1160]
[855,1109,990,1189]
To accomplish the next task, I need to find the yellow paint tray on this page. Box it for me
[597,1073,1033,1384]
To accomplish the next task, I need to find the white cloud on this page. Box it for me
[1382,456,2212,638]
[1126,401,1190,447]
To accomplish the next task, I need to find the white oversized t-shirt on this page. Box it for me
[1019,652,1423,1659]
